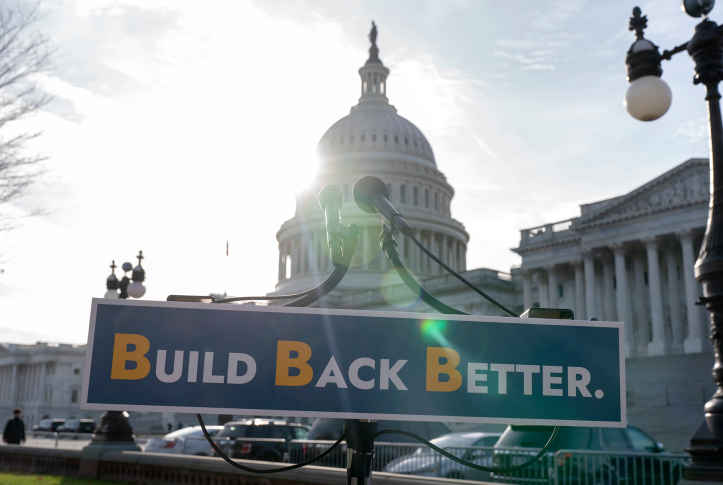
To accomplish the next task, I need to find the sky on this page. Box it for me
[0,0,715,344]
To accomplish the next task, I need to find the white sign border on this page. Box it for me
[82,298,627,428]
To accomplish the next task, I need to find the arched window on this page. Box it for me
[405,138,409,146]
[424,189,429,208]
[400,185,406,204]
[413,187,418,206]
[395,135,399,144]
[361,134,365,142]
[413,140,417,147]
[384,134,388,142]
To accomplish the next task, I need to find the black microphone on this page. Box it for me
[318,185,344,262]
[352,176,412,236]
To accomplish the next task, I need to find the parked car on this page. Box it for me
[214,419,310,462]
[56,419,96,436]
[144,426,223,456]
[31,419,65,436]
[491,425,684,485]
[304,419,452,470]
[383,431,501,481]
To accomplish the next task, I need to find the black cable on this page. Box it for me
[372,426,560,474]
[380,227,466,315]
[408,233,519,317]
[196,414,350,473]
[213,266,340,304]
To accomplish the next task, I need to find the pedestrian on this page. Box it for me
[3,408,25,445]
[167,423,172,433]
[177,421,183,430]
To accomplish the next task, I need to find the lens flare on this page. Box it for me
[420,319,452,347]
[380,269,421,309]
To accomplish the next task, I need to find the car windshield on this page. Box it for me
[415,435,475,454]
[496,426,591,450]
[64,420,79,428]
[166,427,203,439]
[217,424,248,439]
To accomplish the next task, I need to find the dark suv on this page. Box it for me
[491,425,685,485]
[214,419,310,462]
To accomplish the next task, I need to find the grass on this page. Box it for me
[0,473,136,484]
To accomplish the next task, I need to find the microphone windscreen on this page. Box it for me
[353,176,389,214]
[318,185,343,211]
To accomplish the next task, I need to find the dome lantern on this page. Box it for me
[358,21,390,103]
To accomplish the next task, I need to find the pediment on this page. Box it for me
[579,158,709,227]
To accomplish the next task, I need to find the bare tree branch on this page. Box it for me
[0,1,54,232]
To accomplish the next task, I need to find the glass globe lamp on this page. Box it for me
[127,281,146,298]
[624,75,672,121]
[104,289,119,299]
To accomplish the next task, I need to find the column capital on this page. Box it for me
[519,268,532,277]
[610,242,627,256]
[642,235,661,248]
[571,258,583,269]
[581,248,595,260]
[676,228,695,243]
[599,251,614,263]
[543,264,557,272]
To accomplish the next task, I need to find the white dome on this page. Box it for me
[318,101,436,167]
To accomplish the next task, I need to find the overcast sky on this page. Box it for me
[0,0,714,344]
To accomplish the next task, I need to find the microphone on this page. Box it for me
[353,176,412,236]
[318,185,344,262]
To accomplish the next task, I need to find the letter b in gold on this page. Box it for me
[111,334,151,380]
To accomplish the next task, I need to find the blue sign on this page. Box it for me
[82,299,626,427]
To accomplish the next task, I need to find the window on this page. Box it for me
[400,185,406,204]
[293,427,309,440]
[626,427,657,451]
[677,265,681,280]
[413,187,418,206]
[71,389,78,403]
[557,284,563,298]
[372,134,376,142]
[395,135,399,144]
[602,428,629,450]
[424,189,429,208]
[74,368,80,375]
[413,140,417,147]
[404,137,409,145]
[384,134,388,142]
[644,271,648,285]
[613,276,617,289]
[361,134,365,142]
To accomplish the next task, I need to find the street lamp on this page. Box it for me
[104,251,146,299]
[624,2,723,481]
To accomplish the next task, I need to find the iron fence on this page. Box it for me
[492,448,691,485]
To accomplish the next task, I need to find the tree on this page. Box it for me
[0,1,53,231]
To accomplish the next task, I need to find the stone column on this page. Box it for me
[546,265,559,308]
[461,244,467,272]
[679,229,705,353]
[611,244,634,357]
[289,238,296,277]
[452,239,459,272]
[602,254,616,321]
[665,244,684,354]
[278,243,285,280]
[573,260,585,319]
[583,251,596,320]
[8,364,16,407]
[644,237,668,356]
[522,270,533,310]
[633,252,650,356]
[538,271,549,307]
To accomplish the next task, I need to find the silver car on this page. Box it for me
[383,432,501,481]
[144,426,223,456]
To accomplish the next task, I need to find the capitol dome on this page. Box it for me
[274,22,469,304]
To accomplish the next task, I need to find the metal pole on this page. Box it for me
[344,419,378,485]
[686,18,723,483]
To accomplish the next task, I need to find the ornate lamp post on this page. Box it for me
[623,2,723,481]
[80,251,147,476]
